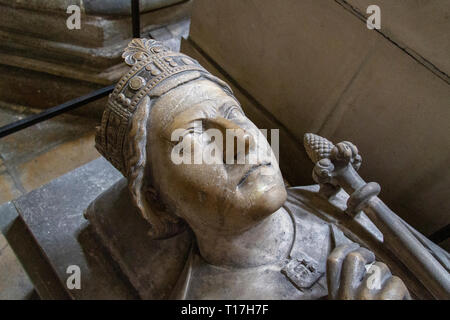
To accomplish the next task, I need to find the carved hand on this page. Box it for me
[327,243,411,300]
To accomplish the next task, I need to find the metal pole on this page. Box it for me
[131,0,140,38]
[0,85,114,139]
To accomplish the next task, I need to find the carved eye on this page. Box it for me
[183,120,204,137]
[185,127,203,136]
[225,106,244,120]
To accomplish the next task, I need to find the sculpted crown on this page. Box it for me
[95,38,214,175]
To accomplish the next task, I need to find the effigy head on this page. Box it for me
[96,39,286,239]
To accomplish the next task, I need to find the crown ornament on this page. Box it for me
[122,38,169,66]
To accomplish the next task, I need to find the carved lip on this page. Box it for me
[237,162,272,187]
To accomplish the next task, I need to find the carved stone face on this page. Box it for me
[148,79,287,235]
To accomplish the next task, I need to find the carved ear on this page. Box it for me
[125,96,185,239]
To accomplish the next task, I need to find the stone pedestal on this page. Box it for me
[0,158,137,299]
[85,178,192,299]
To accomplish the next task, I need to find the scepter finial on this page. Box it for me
[303,133,334,163]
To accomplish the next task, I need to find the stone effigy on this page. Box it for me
[85,39,449,299]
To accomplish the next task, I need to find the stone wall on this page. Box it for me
[182,0,450,244]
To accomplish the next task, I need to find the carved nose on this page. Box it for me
[206,117,252,163]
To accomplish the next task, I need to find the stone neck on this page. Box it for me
[192,207,295,269]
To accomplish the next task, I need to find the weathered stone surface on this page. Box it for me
[17,132,100,192]
[0,202,18,232]
[0,102,100,203]
[0,233,34,300]
[13,158,137,299]
[85,178,192,299]
[0,202,69,300]
[0,103,97,164]
[0,171,21,204]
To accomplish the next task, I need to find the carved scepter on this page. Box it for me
[304,133,450,299]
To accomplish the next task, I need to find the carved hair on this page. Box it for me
[126,96,185,239]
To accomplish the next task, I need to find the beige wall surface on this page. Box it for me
[185,0,450,239]
[345,0,450,78]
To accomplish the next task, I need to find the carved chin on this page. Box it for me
[237,168,287,214]
[247,183,287,220]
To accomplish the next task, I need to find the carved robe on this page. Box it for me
[86,179,449,299]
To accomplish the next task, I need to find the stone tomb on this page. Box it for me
[0,158,139,299]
